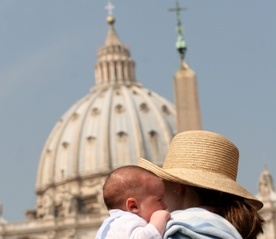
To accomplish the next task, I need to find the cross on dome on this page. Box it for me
[105,2,115,16]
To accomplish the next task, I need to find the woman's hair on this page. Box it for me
[189,186,264,239]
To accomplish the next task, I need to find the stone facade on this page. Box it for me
[256,168,276,239]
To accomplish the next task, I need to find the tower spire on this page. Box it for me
[169,0,187,63]
[170,1,202,132]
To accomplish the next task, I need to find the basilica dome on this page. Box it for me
[34,15,176,219]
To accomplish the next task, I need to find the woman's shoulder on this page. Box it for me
[166,207,242,239]
[171,207,227,223]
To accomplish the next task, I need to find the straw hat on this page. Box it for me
[138,130,263,210]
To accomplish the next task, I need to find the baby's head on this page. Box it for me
[103,165,167,222]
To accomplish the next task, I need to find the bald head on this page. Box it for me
[103,165,159,210]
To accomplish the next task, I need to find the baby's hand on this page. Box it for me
[149,210,171,236]
[151,210,171,222]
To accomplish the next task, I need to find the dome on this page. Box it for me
[34,15,176,218]
[36,84,176,192]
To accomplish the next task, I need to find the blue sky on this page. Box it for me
[1,1,276,222]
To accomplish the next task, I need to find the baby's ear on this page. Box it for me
[125,198,139,213]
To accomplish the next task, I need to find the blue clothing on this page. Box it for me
[95,209,162,239]
[164,208,242,239]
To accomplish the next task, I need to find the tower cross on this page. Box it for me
[169,0,188,62]
[169,0,186,22]
[105,2,115,16]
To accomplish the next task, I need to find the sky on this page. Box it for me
[0,0,275,222]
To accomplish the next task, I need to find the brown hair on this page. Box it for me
[190,186,264,239]
[103,165,158,210]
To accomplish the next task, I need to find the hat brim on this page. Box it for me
[138,158,263,210]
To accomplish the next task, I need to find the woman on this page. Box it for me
[138,130,264,239]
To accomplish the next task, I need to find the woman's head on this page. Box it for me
[138,130,263,210]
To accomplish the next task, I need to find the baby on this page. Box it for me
[95,165,170,239]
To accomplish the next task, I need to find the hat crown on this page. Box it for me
[163,130,239,181]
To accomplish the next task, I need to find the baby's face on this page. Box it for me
[138,176,167,222]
